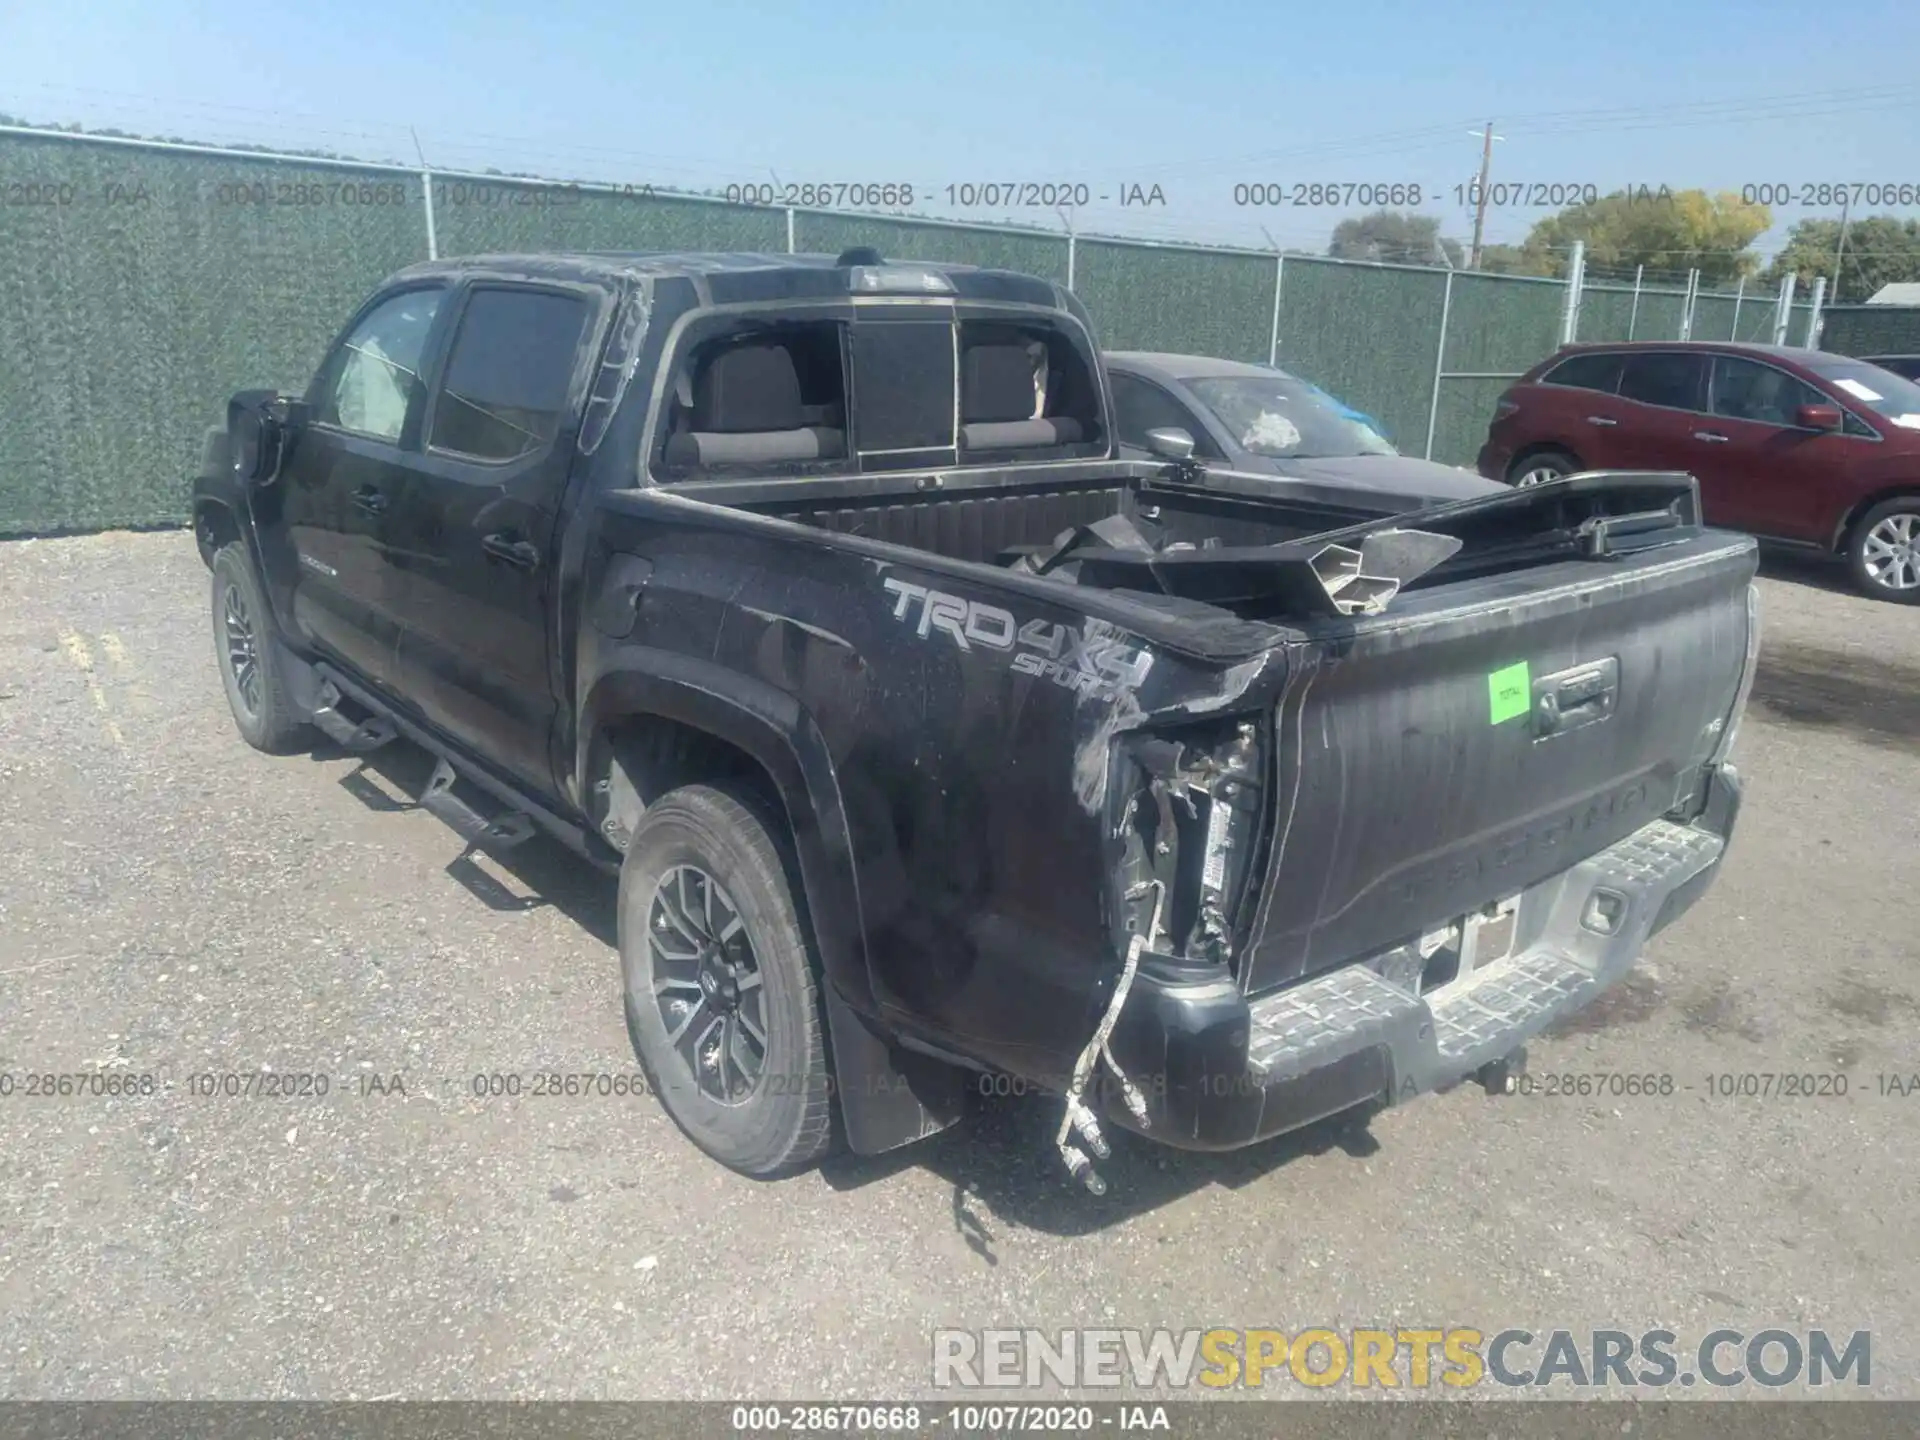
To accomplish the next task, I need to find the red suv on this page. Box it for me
[1479,342,1920,602]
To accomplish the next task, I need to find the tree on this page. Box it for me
[1498,188,1770,284]
[1475,241,1554,278]
[1328,210,1464,267]
[1762,216,1920,304]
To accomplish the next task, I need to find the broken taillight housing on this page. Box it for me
[1111,716,1268,969]
[1708,582,1762,767]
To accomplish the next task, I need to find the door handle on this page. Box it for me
[1584,415,1619,427]
[482,532,541,570]
[351,486,389,515]
[1692,431,1731,443]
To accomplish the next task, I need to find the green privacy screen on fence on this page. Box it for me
[794,212,1070,283]
[1273,258,1446,456]
[0,128,1894,536]
[433,181,787,257]
[1428,272,1564,467]
[1073,240,1275,361]
[1821,305,1920,356]
[1577,284,1637,342]
[0,133,425,533]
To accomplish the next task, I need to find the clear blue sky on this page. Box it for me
[4,0,1918,271]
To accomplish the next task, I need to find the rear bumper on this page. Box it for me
[1102,764,1742,1151]
[1475,440,1512,481]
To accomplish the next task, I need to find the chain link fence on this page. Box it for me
[0,126,1894,536]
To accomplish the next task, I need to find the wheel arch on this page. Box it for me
[576,661,861,995]
[1505,442,1583,484]
[1830,485,1920,555]
[193,496,244,569]
[578,656,966,1155]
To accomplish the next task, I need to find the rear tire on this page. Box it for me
[1507,448,1580,488]
[1846,496,1920,604]
[617,781,836,1177]
[210,542,310,754]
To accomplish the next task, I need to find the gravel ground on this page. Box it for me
[0,531,1915,1402]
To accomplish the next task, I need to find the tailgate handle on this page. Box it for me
[1532,657,1620,739]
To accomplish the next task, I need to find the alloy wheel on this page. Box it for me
[1861,511,1920,593]
[646,865,767,1103]
[223,582,261,715]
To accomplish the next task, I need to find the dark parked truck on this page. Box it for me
[194,250,1759,1188]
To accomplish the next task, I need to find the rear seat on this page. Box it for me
[663,340,845,466]
[959,341,1083,453]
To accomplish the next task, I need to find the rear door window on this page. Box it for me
[427,287,591,463]
[1617,352,1707,411]
[1542,351,1622,393]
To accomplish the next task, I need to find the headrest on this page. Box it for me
[664,427,844,466]
[962,342,1040,423]
[962,417,1085,451]
[693,342,803,432]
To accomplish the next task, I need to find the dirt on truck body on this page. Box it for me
[194,249,1759,1189]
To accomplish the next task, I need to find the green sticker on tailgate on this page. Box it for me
[1488,661,1531,725]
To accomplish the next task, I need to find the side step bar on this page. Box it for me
[310,681,398,753]
[294,655,602,866]
[419,758,536,851]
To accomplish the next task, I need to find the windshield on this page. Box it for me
[1187,375,1398,459]
[1802,357,1920,429]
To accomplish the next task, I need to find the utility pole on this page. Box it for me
[1468,121,1503,269]
[1829,187,1853,305]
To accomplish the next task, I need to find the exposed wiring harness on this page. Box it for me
[1056,880,1164,1195]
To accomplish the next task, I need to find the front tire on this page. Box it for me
[1847,497,1920,604]
[210,542,310,753]
[617,781,836,1177]
[1507,448,1580,488]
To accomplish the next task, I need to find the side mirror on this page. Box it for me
[227,392,309,486]
[1145,426,1197,461]
[1796,403,1843,432]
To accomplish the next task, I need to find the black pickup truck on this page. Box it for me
[194,249,1758,1189]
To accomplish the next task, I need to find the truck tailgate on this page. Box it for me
[1237,529,1756,995]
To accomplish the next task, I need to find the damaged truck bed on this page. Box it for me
[195,250,1758,1187]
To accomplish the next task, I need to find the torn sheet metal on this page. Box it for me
[1307,527,1466,617]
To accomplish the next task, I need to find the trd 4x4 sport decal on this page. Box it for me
[882,577,1152,702]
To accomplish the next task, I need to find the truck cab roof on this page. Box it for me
[386,250,1072,310]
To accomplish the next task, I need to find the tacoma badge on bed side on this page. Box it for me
[882,576,1153,701]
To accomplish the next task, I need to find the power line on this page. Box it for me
[7,86,1919,268]
[2,81,777,177]
[18,76,1916,196]
[1085,84,1920,184]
